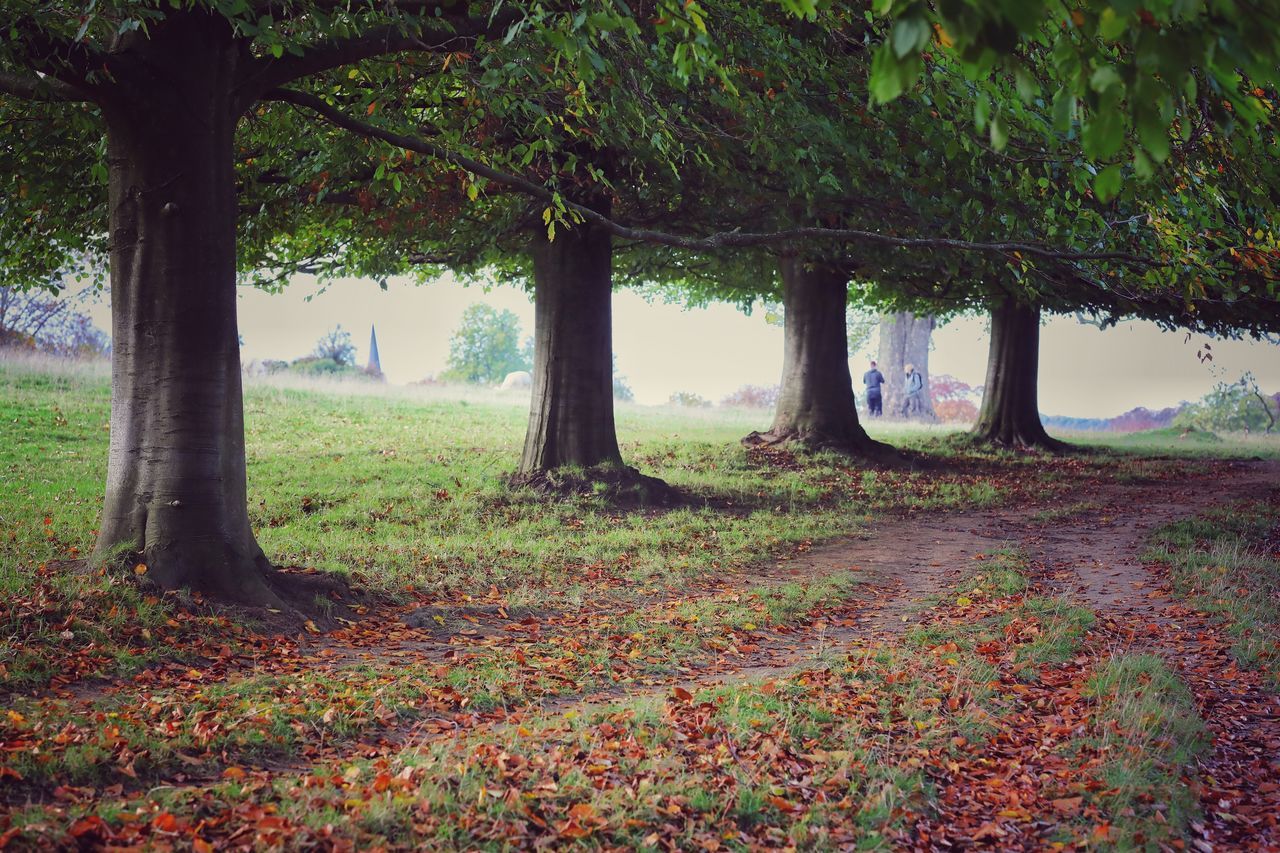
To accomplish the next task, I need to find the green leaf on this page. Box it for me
[1014,65,1037,103]
[1136,110,1171,162]
[1093,164,1123,201]
[891,17,930,59]
[1132,149,1154,179]
[1089,66,1123,93]
[990,113,1008,151]
[1052,87,1076,132]
[1082,109,1125,159]
[1098,8,1127,40]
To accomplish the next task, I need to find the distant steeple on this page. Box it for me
[366,325,383,378]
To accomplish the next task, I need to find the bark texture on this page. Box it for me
[877,311,937,419]
[519,220,625,473]
[91,13,281,605]
[971,298,1068,451]
[747,258,888,455]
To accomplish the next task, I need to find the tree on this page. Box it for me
[1,2,522,606]
[442,304,531,385]
[1175,374,1280,434]
[746,258,889,454]
[0,285,109,358]
[312,325,356,367]
[876,312,936,420]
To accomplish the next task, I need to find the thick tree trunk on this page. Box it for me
[971,298,1067,451]
[91,13,282,605]
[519,220,625,473]
[747,258,889,455]
[877,311,936,419]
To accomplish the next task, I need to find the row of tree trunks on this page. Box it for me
[876,311,937,419]
[93,32,1057,606]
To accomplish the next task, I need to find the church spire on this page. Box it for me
[366,325,383,378]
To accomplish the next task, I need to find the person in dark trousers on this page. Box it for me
[862,360,885,416]
[901,363,925,417]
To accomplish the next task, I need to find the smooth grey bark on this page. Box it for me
[90,13,282,605]
[971,297,1067,451]
[749,257,888,455]
[519,220,626,473]
[877,311,936,419]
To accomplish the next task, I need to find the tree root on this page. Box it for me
[509,464,681,508]
[742,428,900,460]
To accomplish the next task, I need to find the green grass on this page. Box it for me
[1145,502,1280,685]
[1079,653,1210,849]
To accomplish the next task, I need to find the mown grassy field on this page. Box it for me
[2,355,1279,849]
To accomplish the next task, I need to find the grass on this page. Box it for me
[1145,501,1280,685]
[1079,654,1210,849]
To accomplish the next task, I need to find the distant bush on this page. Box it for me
[930,374,981,423]
[720,384,779,408]
[313,325,357,366]
[1174,374,1278,434]
[287,356,377,380]
[669,391,712,408]
[934,399,978,423]
[442,304,532,385]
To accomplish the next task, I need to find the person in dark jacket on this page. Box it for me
[862,361,885,416]
[901,363,925,417]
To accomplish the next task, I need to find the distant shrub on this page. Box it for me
[287,356,375,380]
[934,399,978,423]
[313,325,357,366]
[720,384,779,408]
[669,391,712,408]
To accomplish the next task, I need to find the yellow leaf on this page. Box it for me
[304,619,320,634]
[956,596,972,606]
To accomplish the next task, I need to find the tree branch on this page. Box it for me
[265,88,1164,268]
[0,70,88,102]
[237,10,521,106]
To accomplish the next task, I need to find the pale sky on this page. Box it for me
[79,273,1279,419]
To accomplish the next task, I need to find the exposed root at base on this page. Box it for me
[965,428,1075,454]
[508,464,681,508]
[73,555,364,635]
[742,428,900,461]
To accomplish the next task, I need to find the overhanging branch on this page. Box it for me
[266,87,1163,268]
[238,10,521,105]
[0,70,87,102]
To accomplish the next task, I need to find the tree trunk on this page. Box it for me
[971,297,1067,451]
[91,13,282,605]
[877,311,936,420]
[747,257,889,455]
[519,220,625,473]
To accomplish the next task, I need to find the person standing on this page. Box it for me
[902,363,924,417]
[862,360,885,416]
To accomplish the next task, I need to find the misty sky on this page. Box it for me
[79,273,1279,418]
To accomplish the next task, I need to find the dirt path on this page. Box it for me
[505,460,1277,719]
